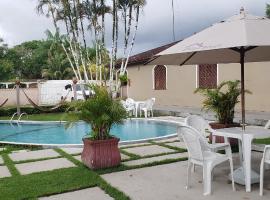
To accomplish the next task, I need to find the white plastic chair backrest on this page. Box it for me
[126,98,135,107]
[264,120,270,129]
[120,100,126,107]
[178,126,204,161]
[142,98,154,109]
[185,115,212,137]
[264,146,270,161]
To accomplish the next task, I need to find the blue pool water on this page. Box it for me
[0,120,177,145]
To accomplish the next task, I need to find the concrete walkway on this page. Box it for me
[155,105,270,126]
[39,187,113,200]
[103,152,270,200]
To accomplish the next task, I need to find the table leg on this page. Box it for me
[242,135,253,192]
[135,104,138,118]
[238,140,243,166]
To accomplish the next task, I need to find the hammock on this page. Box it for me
[0,98,8,107]
[22,89,69,112]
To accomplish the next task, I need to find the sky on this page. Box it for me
[0,0,269,55]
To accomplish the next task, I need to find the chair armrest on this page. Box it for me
[209,143,230,151]
[264,145,270,152]
[262,145,270,161]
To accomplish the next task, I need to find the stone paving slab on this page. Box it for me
[121,154,130,160]
[9,149,60,162]
[124,145,175,157]
[15,158,76,175]
[158,137,179,143]
[0,166,11,178]
[12,149,30,153]
[0,156,3,165]
[39,187,113,200]
[61,148,83,155]
[120,142,151,148]
[73,155,82,162]
[0,147,6,152]
[123,152,188,166]
[103,159,270,200]
[164,141,187,149]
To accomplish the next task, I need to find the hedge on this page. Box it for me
[0,104,69,117]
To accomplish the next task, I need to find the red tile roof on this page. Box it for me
[116,41,179,68]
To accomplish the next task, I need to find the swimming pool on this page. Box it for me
[0,119,178,146]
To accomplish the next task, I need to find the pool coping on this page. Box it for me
[0,118,183,148]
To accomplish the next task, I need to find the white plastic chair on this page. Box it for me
[260,145,270,196]
[264,120,270,129]
[139,98,155,118]
[124,98,136,116]
[178,125,235,195]
[185,115,229,152]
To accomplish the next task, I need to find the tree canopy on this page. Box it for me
[0,35,102,81]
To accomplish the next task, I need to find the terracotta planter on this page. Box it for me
[81,137,121,170]
[209,122,240,146]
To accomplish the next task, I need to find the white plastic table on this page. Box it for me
[213,126,270,192]
[134,101,146,117]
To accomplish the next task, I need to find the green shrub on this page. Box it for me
[0,104,69,117]
[194,80,251,124]
[67,85,127,140]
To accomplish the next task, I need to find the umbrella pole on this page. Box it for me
[240,47,245,130]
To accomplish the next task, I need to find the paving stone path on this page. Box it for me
[61,148,83,155]
[0,166,11,178]
[123,152,188,166]
[0,134,183,179]
[164,141,186,149]
[39,187,113,200]
[9,149,60,162]
[15,158,76,175]
[124,144,176,157]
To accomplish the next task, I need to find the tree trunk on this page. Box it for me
[122,7,140,74]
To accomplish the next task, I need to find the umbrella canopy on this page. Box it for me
[148,9,270,127]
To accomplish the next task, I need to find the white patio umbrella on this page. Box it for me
[148,8,270,127]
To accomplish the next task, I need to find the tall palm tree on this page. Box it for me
[171,0,175,41]
[121,0,146,74]
[37,0,59,29]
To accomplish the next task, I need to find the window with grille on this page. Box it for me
[198,64,217,89]
[154,65,167,90]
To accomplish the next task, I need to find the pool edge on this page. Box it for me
[0,118,183,148]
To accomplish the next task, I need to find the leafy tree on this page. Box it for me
[0,38,14,80]
[266,4,270,18]
[12,40,51,79]
[42,30,73,79]
[0,38,8,58]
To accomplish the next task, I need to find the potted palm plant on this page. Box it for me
[195,80,251,143]
[68,85,127,169]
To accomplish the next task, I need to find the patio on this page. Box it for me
[0,116,269,199]
[103,152,270,200]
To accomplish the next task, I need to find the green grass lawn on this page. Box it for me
[0,113,72,121]
[254,138,270,144]
[0,149,130,200]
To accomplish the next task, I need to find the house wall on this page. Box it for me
[127,62,270,112]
